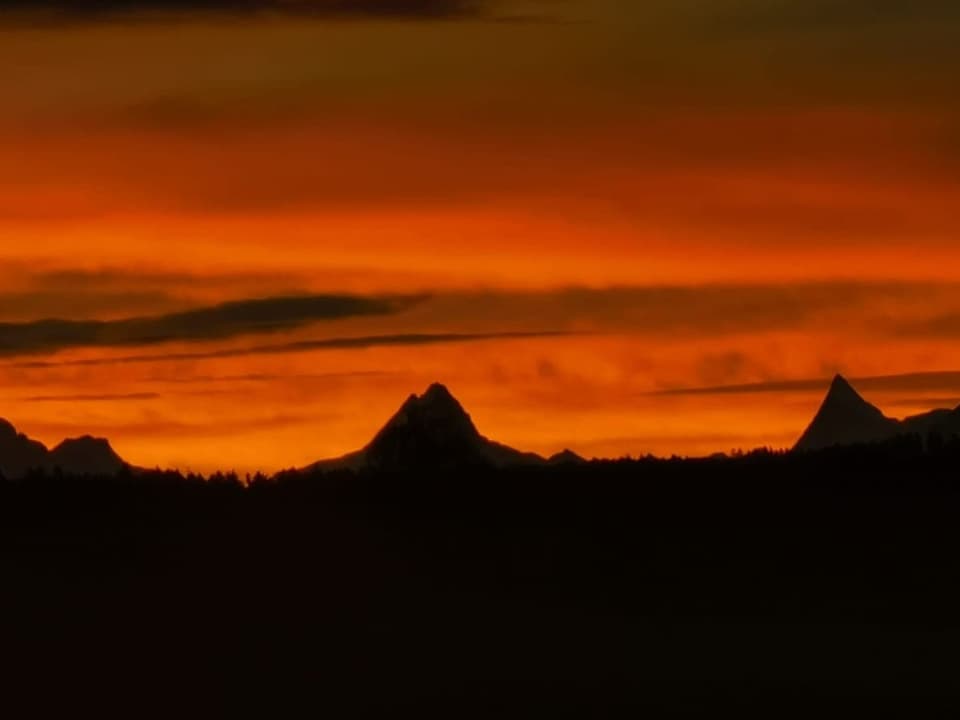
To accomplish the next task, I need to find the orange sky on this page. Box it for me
[1,1,959,471]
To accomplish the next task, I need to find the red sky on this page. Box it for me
[1,0,959,471]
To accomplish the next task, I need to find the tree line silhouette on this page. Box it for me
[5,435,960,715]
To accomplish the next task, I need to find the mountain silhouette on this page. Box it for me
[796,375,960,451]
[0,420,128,478]
[547,449,587,466]
[5,376,960,475]
[309,383,547,472]
[795,375,900,451]
[902,406,960,438]
[49,436,126,476]
[0,419,50,479]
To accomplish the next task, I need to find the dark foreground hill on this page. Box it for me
[5,438,960,716]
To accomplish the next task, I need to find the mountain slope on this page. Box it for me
[310,383,546,472]
[0,420,128,478]
[49,436,127,476]
[548,449,587,466]
[795,376,960,451]
[0,419,50,479]
[900,405,960,452]
[902,406,960,439]
[795,375,900,451]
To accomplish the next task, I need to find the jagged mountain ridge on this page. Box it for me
[795,375,960,451]
[0,420,128,478]
[309,383,585,472]
[5,377,957,476]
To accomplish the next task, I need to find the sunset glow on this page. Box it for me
[2,0,959,471]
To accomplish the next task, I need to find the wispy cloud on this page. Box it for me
[11,331,573,367]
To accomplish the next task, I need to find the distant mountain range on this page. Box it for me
[0,419,127,479]
[795,375,960,451]
[2,377,959,477]
[308,383,585,472]
[309,378,960,470]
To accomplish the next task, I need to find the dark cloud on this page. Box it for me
[11,331,572,368]
[24,392,161,402]
[0,0,487,22]
[3,281,957,362]
[0,294,421,356]
[653,371,960,398]
[1,282,957,362]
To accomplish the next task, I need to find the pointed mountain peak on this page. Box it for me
[830,373,853,390]
[422,382,457,405]
[368,383,480,451]
[828,373,859,397]
[392,383,471,424]
[310,383,546,473]
[795,374,898,451]
[821,374,872,410]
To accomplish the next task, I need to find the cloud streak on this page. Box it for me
[11,331,573,367]
[23,392,161,402]
[0,0,490,23]
[0,293,420,356]
[3,281,959,360]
